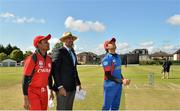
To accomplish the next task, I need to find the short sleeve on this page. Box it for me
[23,55,35,76]
[102,58,111,71]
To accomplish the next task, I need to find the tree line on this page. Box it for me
[0,44,32,62]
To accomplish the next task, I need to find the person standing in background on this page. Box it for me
[162,58,172,79]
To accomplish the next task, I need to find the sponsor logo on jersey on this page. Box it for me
[37,68,51,73]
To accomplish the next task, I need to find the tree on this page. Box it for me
[12,46,20,51]
[9,49,23,62]
[0,52,8,61]
[0,45,5,53]
[52,42,63,54]
[5,44,13,55]
[23,51,33,59]
[54,42,63,49]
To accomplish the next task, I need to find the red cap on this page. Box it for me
[33,34,51,47]
[104,38,116,50]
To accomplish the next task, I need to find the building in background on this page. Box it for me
[150,51,173,60]
[132,49,150,61]
[173,49,180,61]
[77,52,100,64]
[1,59,17,67]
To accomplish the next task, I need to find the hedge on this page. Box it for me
[139,60,180,65]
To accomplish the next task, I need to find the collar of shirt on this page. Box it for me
[64,44,71,52]
[35,48,47,59]
[64,44,76,65]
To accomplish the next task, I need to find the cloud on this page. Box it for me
[138,41,155,53]
[48,38,60,52]
[13,17,45,24]
[138,41,180,54]
[139,41,154,47]
[74,45,84,54]
[116,42,130,54]
[25,46,35,52]
[0,12,46,24]
[92,42,130,55]
[49,38,59,46]
[117,42,129,50]
[93,43,105,55]
[167,14,180,26]
[161,44,180,54]
[0,12,15,18]
[65,16,106,32]
[162,44,174,50]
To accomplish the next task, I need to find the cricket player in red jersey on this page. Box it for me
[22,34,54,110]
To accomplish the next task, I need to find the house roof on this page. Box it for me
[2,59,17,63]
[132,48,148,55]
[174,49,180,54]
[77,52,98,57]
[132,48,148,52]
[151,51,172,57]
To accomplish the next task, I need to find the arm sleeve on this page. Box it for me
[74,67,81,85]
[121,74,124,80]
[22,55,35,95]
[163,61,167,68]
[102,58,121,84]
[105,71,122,84]
[48,70,53,90]
[51,49,63,88]
[22,75,32,95]
[23,56,35,76]
[74,54,81,86]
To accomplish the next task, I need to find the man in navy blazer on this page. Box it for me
[50,32,81,110]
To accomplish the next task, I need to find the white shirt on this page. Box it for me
[64,44,76,66]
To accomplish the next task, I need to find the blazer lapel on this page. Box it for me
[71,50,77,66]
[63,47,74,66]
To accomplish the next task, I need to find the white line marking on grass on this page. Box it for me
[134,84,138,89]
[167,84,175,90]
[169,83,180,89]
[127,85,129,89]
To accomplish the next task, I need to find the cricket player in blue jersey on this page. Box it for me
[102,37,130,110]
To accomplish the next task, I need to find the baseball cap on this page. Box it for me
[104,38,116,50]
[33,34,51,47]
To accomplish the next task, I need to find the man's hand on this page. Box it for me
[77,85,82,91]
[23,95,29,110]
[59,87,66,96]
[49,90,54,100]
[122,79,131,85]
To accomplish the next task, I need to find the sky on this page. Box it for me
[0,0,180,55]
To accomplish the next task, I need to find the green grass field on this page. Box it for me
[0,65,180,110]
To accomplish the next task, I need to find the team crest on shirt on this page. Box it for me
[48,63,51,68]
[113,59,116,63]
[39,61,43,68]
[103,61,108,66]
